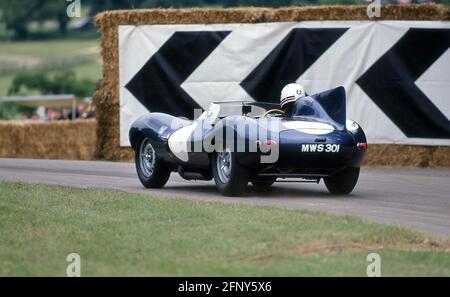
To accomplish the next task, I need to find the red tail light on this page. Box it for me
[357,142,368,151]
[256,140,276,150]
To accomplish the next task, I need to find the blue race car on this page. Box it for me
[129,86,367,196]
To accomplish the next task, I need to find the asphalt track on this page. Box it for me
[1,158,449,237]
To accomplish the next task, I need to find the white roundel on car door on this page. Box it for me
[168,123,197,162]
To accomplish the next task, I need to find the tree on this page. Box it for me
[34,0,70,36]
[88,0,148,15]
[0,0,41,39]
[0,0,70,39]
[8,70,97,98]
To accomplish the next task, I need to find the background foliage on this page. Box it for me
[8,70,96,98]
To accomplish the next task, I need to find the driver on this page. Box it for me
[280,83,307,116]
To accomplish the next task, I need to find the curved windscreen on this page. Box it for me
[207,101,266,118]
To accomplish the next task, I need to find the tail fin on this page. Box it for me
[310,86,346,128]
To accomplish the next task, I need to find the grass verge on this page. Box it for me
[0,181,449,276]
[0,40,99,60]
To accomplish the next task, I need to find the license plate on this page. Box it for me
[301,144,340,153]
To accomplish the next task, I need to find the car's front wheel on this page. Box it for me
[324,167,360,194]
[135,137,171,188]
[212,148,248,196]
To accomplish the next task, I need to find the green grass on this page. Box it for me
[0,74,13,97]
[69,62,102,82]
[0,181,449,276]
[0,39,99,59]
[0,38,102,97]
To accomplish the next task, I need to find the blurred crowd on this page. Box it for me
[18,102,96,122]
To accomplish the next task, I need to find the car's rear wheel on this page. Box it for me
[251,177,276,191]
[324,167,360,194]
[135,137,171,188]
[212,148,248,196]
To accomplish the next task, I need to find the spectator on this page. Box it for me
[85,102,96,119]
[31,113,40,122]
[45,108,53,121]
[20,114,29,122]
[36,106,46,121]
[54,109,64,120]
[46,108,65,121]
[68,104,87,119]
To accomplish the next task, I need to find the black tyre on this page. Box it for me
[135,137,171,188]
[212,148,249,196]
[324,167,360,194]
[251,177,276,191]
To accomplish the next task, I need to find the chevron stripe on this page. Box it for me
[181,23,293,109]
[356,28,450,139]
[240,28,348,103]
[125,31,230,119]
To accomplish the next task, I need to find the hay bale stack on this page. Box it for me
[94,4,449,28]
[430,146,450,167]
[365,144,429,167]
[0,120,97,160]
[364,144,450,167]
[93,4,450,166]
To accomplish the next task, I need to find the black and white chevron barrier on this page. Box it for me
[119,21,450,146]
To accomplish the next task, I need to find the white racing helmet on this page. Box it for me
[280,83,306,109]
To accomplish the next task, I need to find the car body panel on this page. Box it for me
[129,86,367,181]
